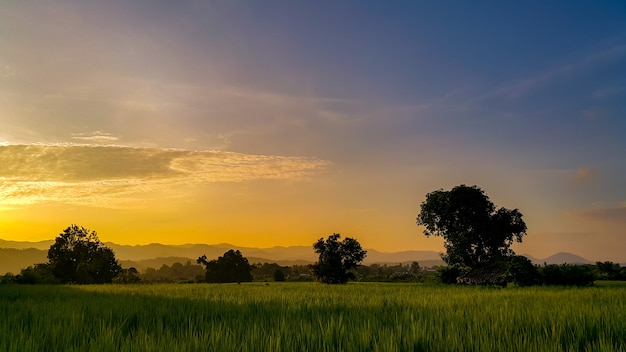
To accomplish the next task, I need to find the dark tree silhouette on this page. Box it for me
[595,261,626,280]
[17,263,58,284]
[311,233,367,284]
[114,267,141,284]
[47,225,121,284]
[417,185,527,268]
[197,249,253,283]
[273,269,286,282]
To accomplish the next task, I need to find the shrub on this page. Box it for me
[539,264,595,286]
[273,269,286,282]
[437,266,468,284]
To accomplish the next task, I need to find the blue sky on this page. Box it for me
[0,1,625,260]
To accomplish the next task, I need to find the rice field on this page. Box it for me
[1,282,625,351]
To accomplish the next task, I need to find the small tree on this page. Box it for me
[47,225,121,284]
[17,264,59,284]
[595,261,626,280]
[417,185,527,268]
[311,233,367,284]
[114,267,141,284]
[273,269,286,282]
[197,249,253,283]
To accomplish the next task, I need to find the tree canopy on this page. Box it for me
[47,225,121,284]
[416,185,527,268]
[197,249,253,283]
[311,233,367,284]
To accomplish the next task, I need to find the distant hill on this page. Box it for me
[542,252,591,265]
[2,238,620,275]
[0,239,53,250]
[103,242,444,266]
[0,248,48,275]
[524,252,593,265]
[1,239,445,274]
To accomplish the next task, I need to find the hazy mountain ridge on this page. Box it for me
[1,239,445,264]
[0,248,48,275]
[1,239,621,275]
[0,239,54,250]
[522,252,594,265]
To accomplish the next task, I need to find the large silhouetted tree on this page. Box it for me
[311,233,367,284]
[47,225,121,284]
[416,185,527,268]
[197,249,253,283]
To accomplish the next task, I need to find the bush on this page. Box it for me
[507,256,540,286]
[1,273,16,284]
[16,264,59,284]
[437,266,468,284]
[452,256,540,286]
[273,269,285,282]
[595,261,626,281]
[539,264,595,286]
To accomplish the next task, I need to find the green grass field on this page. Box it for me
[2,282,625,351]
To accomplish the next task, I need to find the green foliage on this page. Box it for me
[2,283,626,351]
[142,261,204,283]
[539,264,596,286]
[311,233,367,284]
[16,264,59,284]
[47,225,121,284]
[273,269,286,282]
[436,265,469,284]
[197,250,253,283]
[595,261,626,280]
[442,256,539,286]
[507,255,540,286]
[0,273,16,285]
[357,263,426,283]
[113,267,141,284]
[251,262,289,281]
[417,185,527,268]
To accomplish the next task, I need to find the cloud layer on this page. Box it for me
[572,204,626,225]
[0,144,331,208]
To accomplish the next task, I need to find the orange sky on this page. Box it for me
[1,2,625,261]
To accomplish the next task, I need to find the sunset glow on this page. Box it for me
[1,1,625,261]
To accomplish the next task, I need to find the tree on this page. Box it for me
[273,269,286,282]
[251,262,288,281]
[197,249,253,283]
[17,264,58,284]
[114,267,141,284]
[47,225,121,284]
[595,261,626,280]
[416,185,527,268]
[311,233,367,284]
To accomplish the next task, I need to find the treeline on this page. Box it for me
[0,260,430,284]
[119,261,432,283]
[2,221,625,287]
[438,259,626,287]
[5,259,623,286]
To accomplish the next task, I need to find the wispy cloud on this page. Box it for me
[570,204,626,225]
[71,131,120,143]
[474,43,626,103]
[2,65,16,78]
[0,144,331,208]
[569,167,598,186]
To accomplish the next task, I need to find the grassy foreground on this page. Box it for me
[1,282,625,351]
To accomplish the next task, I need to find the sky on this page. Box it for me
[1,1,625,261]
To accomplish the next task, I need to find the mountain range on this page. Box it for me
[0,239,612,275]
